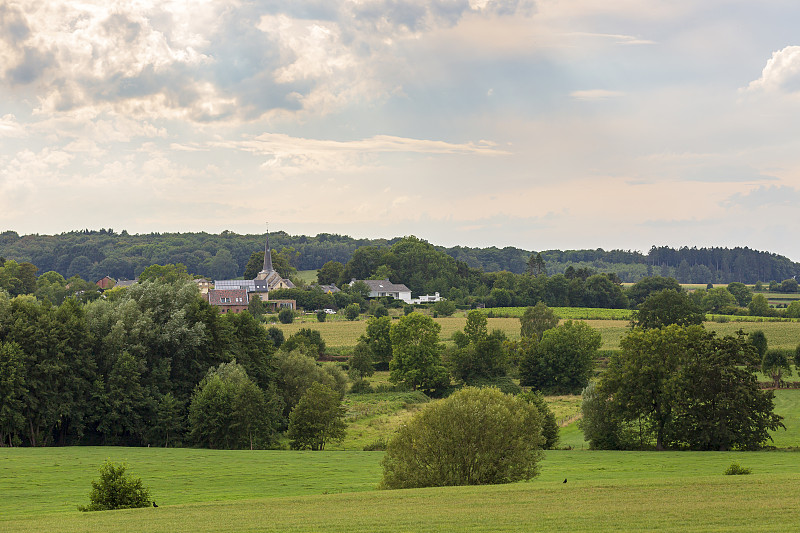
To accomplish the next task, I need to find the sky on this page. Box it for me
[2,1,800,260]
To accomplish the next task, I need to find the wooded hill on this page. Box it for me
[0,229,797,284]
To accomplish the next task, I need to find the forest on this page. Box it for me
[0,229,797,284]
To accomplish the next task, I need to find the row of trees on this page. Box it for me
[2,229,796,286]
[0,279,353,449]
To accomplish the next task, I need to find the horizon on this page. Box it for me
[3,2,800,261]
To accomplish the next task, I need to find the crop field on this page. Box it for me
[2,447,800,532]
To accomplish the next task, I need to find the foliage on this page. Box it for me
[138,263,190,283]
[389,313,449,394]
[317,260,345,285]
[278,308,294,324]
[447,325,509,385]
[431,300,456,317]
[749,330,768,358]
[519,390,559,449]
[287,382,347,450]
[344,303,361,321]
[348,341,374,379]
[727,282,753,307]
[316,309,327,322]
[631,289,705,329]
[379,387,544,489]
[273,351,345,420]
[520,302,559,341]
[749,293,772,317]
[762,349,793,389]
[594,325,784,450]
[188,362,280,450]
[266,326,285,349]
[579,382,640,450]
[362,316,393,369]
[282,328,326,358]
[519,320,601,394]
[626,276,682,307]
[78,460,151,511]
[724,463,751,475]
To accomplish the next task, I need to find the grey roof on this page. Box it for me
[360,279,410,293]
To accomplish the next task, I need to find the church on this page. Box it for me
[207,231,296,313]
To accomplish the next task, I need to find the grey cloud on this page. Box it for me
[724,185,800,209]
[6,46,54,85]
[0,4,30,44]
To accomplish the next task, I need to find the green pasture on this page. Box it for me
[2,448,800,532]
[295,270,319,284]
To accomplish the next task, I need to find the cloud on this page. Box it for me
[570,89,625,100]
[724,185,800,209]
[0,114,25,137]
[746,45,800,94]
[565,32,656,45]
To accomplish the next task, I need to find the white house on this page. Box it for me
[351,279,413,304]
[411,292,443,304]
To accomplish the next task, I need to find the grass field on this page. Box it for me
[2,447,800,532]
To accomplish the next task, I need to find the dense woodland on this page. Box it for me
[1,229,797,285]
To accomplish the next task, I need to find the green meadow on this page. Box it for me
[2,447,800,532]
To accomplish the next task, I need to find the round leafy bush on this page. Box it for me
[78,460,151,511]
[379,387,544,489]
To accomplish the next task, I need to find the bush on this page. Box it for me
[266,326,285,349]
[316,310,327,322]
[278,308,294,324]
[379,387,544,489]
[349,378,374,394]
[78,460,151,511]
[344,303,360,321]
[287,382,346,450]
[363,437,388,451]
[724,463,751,475]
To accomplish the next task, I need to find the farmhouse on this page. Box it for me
[351,279,412,303]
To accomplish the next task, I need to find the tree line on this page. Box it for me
[1,229,796,284]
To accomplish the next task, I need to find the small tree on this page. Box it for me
[348,340,375,379]
[78,460,151,511]
[631,289,704,330]
[287,382,346,450]
[379,387,544,489]
[519,390,559,449]
[344,303,360,321]
[278,308,294,324]
[389,312,449,393]
[762,349,793,389]
[316,310,327,322]
[520,302,558,341]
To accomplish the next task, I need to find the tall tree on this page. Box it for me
[389,313,449,393]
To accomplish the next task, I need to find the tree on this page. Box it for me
[727,282,753,307]
[526,253,547,276]
[379,387,544,489]
[0,342,27,447]
[287,382,346,450]
[273,351,346,420]
[702,287,737,313]
[317,260,344,285]
[389,312,449,393]
[247,294,266,317]
[762,350,793,389]
[519,320,600,394]
[520,302,559,341]
[138,263,190,283]
[626,276,682,307]
[749,293,771,317]
[344,303,360,321]
[278,308,294,324]
[631,289,705,330]
[348,341,374,379]
[362,316,393,369]
[282,328,326,358]
[78,460,151,511]
[596,325,783,451]
[432,300,456,317]
[204,249,238,280]
[188,362,279,449]
[519,390,559,449]
[749,330,768,359]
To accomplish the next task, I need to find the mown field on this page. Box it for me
[273,312,800,351]
[2,447,799,532]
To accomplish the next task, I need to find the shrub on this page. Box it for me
[724,463,751,475]
[344,303,360,321]
[266,326,285,349]
[363,437,388,451]
[278,308,294,324]
[316,310,327,322]
[78,460,151,511]
[379,387,544,489]
[350,378,374,394]
[287,382,347,450]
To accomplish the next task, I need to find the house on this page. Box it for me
[115,278,138,288]
[193,278,212,295]
[207,289,249,314]
[351,279,412,304]
[315,284,340,294]
[96,276,115,289]
[411,292,443,304]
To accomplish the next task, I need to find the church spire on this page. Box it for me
[262,223,274,274]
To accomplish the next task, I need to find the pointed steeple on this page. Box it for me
[256,223,275,281]
[262,224,274,274]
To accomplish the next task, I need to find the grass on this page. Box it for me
[334,391,430,450]
[3,448,800,532]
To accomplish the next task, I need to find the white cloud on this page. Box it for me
[0,114,25,137]
[746,45,800,94]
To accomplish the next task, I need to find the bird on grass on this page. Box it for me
[153,501,158,508]
[563,479,567,484]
